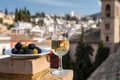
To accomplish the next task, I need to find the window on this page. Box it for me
[105,24,110,30]
[106,36,109,42]
[106,4,111,17]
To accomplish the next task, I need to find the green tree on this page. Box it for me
[38,19,44,26]
[5,8,8,15]
[53,15,57,22]
[24,6,27,14]
[73,42,93,80]
[81,17,88,22]
[18,9,22,21]
[26,10,31,22]
[4,23,14,30]
[92,16,97,21]
[71,16,77,21]
[65,14,71,20]
[0,18,3,23]
[41,12,45,17]
[94,42,110,70]
[73,27,94,80]
[15,7,31,22]
[15,8,19,22]
[62,52,71,69]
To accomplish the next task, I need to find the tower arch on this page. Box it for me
[105,4,111,17]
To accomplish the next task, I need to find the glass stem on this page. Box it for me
[58,56,63,71]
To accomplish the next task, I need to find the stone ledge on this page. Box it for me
[0,55,50,74]
[0,55,73,80]
[0,69,49,80]
[0,69,73,80]
[43,70,73,80]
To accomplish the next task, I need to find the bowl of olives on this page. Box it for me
[9,42,50,59]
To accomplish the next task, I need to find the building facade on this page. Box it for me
[101,0,120,53]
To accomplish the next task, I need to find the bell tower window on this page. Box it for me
[105,24,110,30]
[106,36,109,42]
[106,4,111,17]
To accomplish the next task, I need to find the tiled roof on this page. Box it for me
[69,28,101,43]
[8,34,33,41]
[69,34,81,43]
[84,28,101,43]
[87,46,120,80]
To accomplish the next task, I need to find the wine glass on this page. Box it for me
[51,24,70,75]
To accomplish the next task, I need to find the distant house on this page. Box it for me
[0,24,8,33]
[14,22,32,29]
[3,14,14,24]
[0,11,14,24]
[0,11,4,19]
[11,22,32,34]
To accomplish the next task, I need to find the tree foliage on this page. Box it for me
[5,8,8,15]
[31,12,45,18]
[73,42,94,80]
[15,7,31,22]
[38,19,44,26]
[0,18,3,23]
[4,23,14,30]
[65,14,79,22]
[65,14,71,20]
[81,17,89,21]
[73,27,94,80]
[62,52,71,69]
[15,8,19,22]
[94,42,110,69]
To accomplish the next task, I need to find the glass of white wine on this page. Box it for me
[51,24,69,75]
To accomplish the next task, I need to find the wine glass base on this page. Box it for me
[51,69,68,75]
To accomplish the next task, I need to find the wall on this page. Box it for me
[69,42,98,62]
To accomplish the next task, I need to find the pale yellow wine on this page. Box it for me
[51,40,69,56]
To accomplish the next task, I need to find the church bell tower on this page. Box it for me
[101,0,120,53]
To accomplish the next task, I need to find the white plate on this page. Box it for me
[5,49,50,59]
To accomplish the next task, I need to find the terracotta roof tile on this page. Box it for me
[87,46,120,80]
[69,28,101,43]
[84,28,101,43]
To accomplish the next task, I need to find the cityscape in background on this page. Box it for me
[4,0,119,79]
[1,0,120,80]
[0,8,101,56]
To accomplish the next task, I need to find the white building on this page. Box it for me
[11,22,32,34]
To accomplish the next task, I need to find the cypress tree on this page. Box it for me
[18,9,22,21]
[73,26,94,80]
[15,8,19,22]
[27,10,31,22]
[94,42,110,70]
[15,7,31,22]
[65,14,71,20]
[5,8,8,15]
[41,12,45,17]
[24,6,27,14]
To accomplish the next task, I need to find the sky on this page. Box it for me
[0,0,101,15]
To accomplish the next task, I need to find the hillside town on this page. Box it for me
[0,10,101,59]
[1,0,120,80]
[0,8,104,80]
